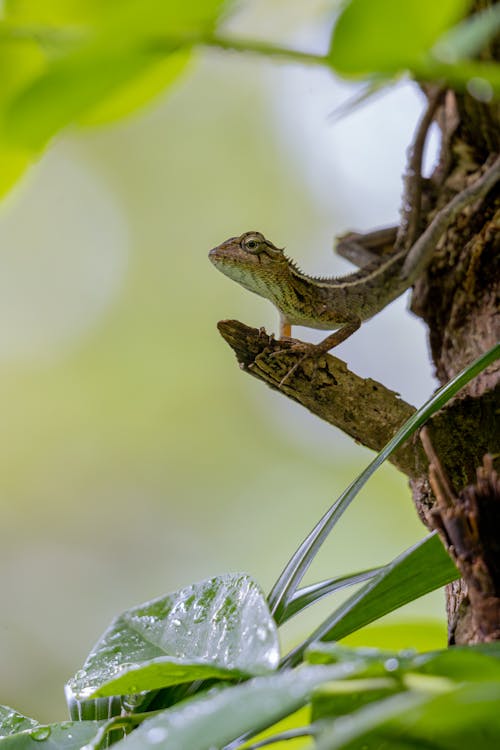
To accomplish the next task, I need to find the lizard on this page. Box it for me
[209,157,500,383]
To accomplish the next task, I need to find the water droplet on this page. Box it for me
[31,727,51,741]
[74,670,86,681]
[146,727,168,744]
[384,657,399,672]
[256,626,267,641]
[466,77,493,103]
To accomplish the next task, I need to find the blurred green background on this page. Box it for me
[0,0,445,722]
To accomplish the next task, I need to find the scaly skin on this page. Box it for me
[208,157,500,380]
[209,231,408,336]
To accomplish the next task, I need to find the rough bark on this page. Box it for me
[217,319,422,476]
[408,4,500,641]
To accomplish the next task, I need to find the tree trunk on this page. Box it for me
[410,72,500,642]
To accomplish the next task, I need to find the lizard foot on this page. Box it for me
[270,342,322,388]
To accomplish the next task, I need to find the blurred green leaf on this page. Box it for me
[312,677,402,722]
[432,4,500,63]
[307,641,500,680]
[105,665,354,750]
[316,682,500,749]
[310,643,500,745]
[281,533,459,668]
[0,722,101,750]
[329,0,472,74]
[4,0,120,26]
[412,644,500,681]
[0,708,38,738]
[80,49,190,126]
[415,58,500,99]
[2,0,228,148]
[0,33,47,105]
[0,30,47,186]
[66,574,279,704]
[0,144,34,197]
[3,40,175,149]
[4,0,227,32]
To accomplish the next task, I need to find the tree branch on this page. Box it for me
[217,319,423,477]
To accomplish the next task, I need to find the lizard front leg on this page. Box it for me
[277,318,361,387]
[279,315,292,339]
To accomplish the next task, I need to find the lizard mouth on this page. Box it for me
[209,245,247,267]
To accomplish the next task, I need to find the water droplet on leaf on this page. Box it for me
[31,727,51,741]
[146,727,168,744]
[384,657,399,672]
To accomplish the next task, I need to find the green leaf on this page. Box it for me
[4,0,226,33]
[312,677,403,722]
[66,573,279,704]
[316,682,500,749]
[415,58,500,100]
[280,567,383,625]
[307,642,500,682]
[0,708,38,738]
[0,722,101,750]
[105,665,355,750]
[329,0,472,75]
[3,0,119,26]
[268,343,499,623]
[309,645,500,745]
[306,642,414,669]
[432,4,500,63]
[282,532,459,668]
[79,49,190,126]
[3,40,172,149]
[412,644,500,681]
[2,0,228,149]
[0,144,35,197]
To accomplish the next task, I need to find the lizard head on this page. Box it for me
[209,231,287,299]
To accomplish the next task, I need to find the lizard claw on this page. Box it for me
[272,343,321,388]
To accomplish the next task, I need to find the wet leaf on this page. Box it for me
[0,722,101,750]
[107,664,355,750]
[0,708,38,738]
[316,682,500,749]
[66,573,279,703]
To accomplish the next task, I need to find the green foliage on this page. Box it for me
[268,343,499,624]
[0,708,38,737]
[0,0,226,193]
[0,721,101,750]
[1,0,499,745]
[328,0,471,74]
[311,643,500,749]
[0,0,499,196]
[1,347,498,748]
[281,533,459,669]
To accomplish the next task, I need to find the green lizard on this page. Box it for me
[209,158,500,379]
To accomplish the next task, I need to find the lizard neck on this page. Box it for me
[278,248,410,328]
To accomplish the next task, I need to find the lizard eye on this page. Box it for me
[245,239,258,251]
